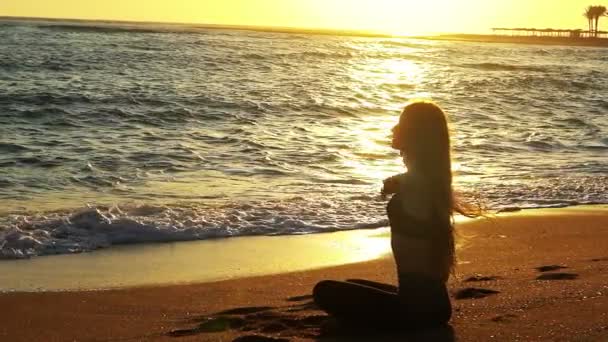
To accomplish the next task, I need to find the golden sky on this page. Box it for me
[0,0,594,35]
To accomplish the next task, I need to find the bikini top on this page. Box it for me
[387,192,443,240]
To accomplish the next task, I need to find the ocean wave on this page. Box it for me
[523,140,563,150]
[378,40,428,49]
[534,49,551,56]
[0,198,389,259]
[9,107,73,119]
[547,78,599,91]
[595,100,608,109]
[311,178,373,185]
[555,117,594,128]
[70,174,128,188]
[461,62,548,72]
[0,161,17,168]
[0,59,19,71]
[458,74,602,93]
[0,92,93,106]
[1,93,215,112]
[353,152,394,160]
[297,50,356,59]
[241,50,357,61]
[380,82,417,91]
[35,24,166,34]
[300,103,368,117]
[17,156,67,168]
[0,143,30,153]
[39,60,79,72]
[461,143,524,153]
[582,144,608,151]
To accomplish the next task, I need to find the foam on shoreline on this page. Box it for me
[1,205,605,292]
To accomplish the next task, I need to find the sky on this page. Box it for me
[0,0,596,35]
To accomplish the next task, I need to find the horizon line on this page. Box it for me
[0,15,451,38]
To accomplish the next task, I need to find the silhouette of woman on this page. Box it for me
[314,102,477,330]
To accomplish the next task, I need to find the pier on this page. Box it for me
[492,27,608,39]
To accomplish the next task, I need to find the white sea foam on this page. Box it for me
[2,184,605,259]
[0,198,390,259]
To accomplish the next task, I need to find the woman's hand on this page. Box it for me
[382,173,405,196]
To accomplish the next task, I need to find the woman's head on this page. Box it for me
[392,102,451,181]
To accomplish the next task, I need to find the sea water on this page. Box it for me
[1,20,606,259]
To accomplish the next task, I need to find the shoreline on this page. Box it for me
[0,228,393,293]
[2,206,607,341]
[1,205,606,293]
[0,15,395,38]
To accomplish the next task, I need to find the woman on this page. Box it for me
[313,102,476,330]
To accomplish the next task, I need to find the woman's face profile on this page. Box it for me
[391,124,402,150]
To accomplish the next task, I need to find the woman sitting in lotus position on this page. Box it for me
[314,102,477,329]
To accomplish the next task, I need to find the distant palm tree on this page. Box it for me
[592,5,607,37]
[584,6,595,35]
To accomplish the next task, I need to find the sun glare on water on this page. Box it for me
[341,117,403,182]
[339,55,434,182]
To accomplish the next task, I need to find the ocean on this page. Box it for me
[1,20,607,259]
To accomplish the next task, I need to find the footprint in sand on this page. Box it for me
[536,273,579,280]
[535,265,568,272]
[233,335,290,342]
[491,314,518,323]
[286,294,314,302]
[285,302,317,312]
[534,265,578,280]
[217,307,274,315]
[464,275,501,282]
[169,316,247,336]
[454,287,500,300]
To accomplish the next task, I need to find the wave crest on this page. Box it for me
[0,198,389,259]
[461,62,548,72]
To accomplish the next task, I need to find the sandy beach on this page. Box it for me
[2,206,607,341]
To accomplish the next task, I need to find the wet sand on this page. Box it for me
[2,206,608,341]
[0,228,392,291]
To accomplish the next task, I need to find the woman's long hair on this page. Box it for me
[398,102,479,279]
